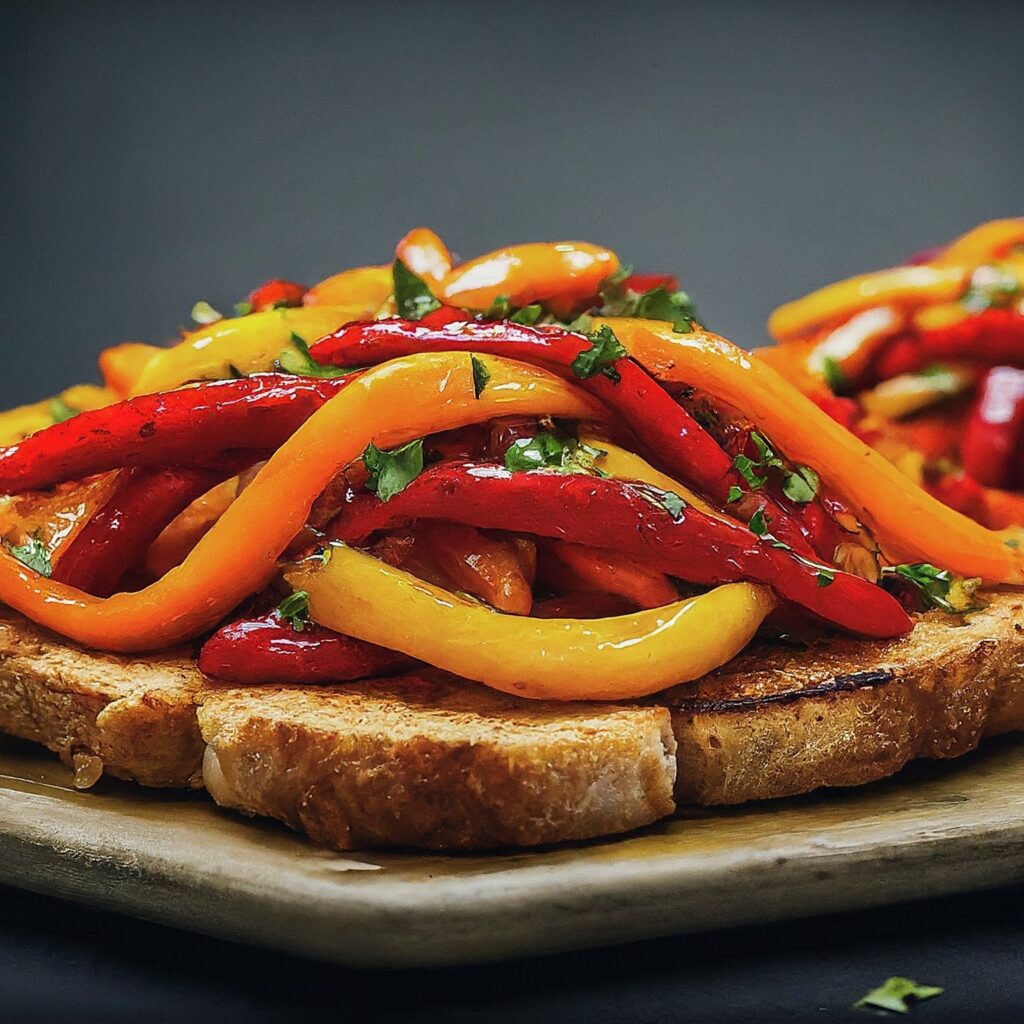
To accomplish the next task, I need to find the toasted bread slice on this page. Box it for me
[197,677,676,850]
[666,591,1024,804]
[0,613,204,788]
[1,594,1023,850]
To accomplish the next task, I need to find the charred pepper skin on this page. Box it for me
[0,372,358,494]
[326,463,912,639]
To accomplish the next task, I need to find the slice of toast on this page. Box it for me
[0,593,1022,850]
[666,591,1024,804]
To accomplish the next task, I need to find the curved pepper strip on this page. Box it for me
[52,452,259,597]
[287,544,776,701]
[935,218,1024,266]
[604,318,1024,582]
[198,610,414,684]
[309,318,824,560]
[327,464,911,638]
[0,373,357,494]
[0,353,602,651]
[130,306,368,396]
[51,465,227,596]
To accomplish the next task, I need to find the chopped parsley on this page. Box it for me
[7,534,53,577]
[49,397,79,424]
[854,976,943,1014]
[732,432,819,504]
[190,300,223,325]
[636,485,687,522]
[816,568,835,587]
[233,301,253,317]
[362,438,425,501]
[485,295,512,318]
[570,325,628,383]
[393,258,441,320]
[278,589,310,632]
[882,562,980,613]
[471,355,490,398]
[727,485,744,504]
[277,332,352,379]
[599,269,698,333]
[821,356,847,394]
[510,303,544,326]
[504,431,606,475]
[484,297,544,325]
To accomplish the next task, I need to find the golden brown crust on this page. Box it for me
[665,592,1024,804]
[196,673,677,850]
[0,613,204,788]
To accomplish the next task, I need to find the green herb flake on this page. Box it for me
[727,485,744,504]
[471,355,490,399]
[854,976,943,1014]
[636,485,687,522]
[362,438,425,502]
[504,431,606,476]
[278,590,310,632]
[633,286,696,333]
[49,397,79,424]
[276,332,352,379]
[233,301,253,317]
[509,303,544,326]
[882,562,980,614]
[816,569,835,587]
[570,325,628,383]
[393,258,441,320]
[962,263,1021,312]
[782,465,820,504]
[190,300,223,325]
[7,534,53,577]
[821,356,847,394]
[486,295,512,319]
[748,506,769,536]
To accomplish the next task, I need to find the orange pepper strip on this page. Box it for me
[600,317,1024,583]
[934,218,1024,266]
[0,353,602,652]
[303,264,393,310]
[440,242,620,319]
[99,343,163,396]
[395,228,452,283]
[768,264,967,342]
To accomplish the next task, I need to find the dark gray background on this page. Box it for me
[2,2,1024,1021]
[1,0,1022,411]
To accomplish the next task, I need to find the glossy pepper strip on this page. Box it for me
[309,318,824,560]
[961,367,1024,489]
[51,453,257,597]
[327,464,911,638]
[0,353,601,652]
[0,373,357,495]
[287,544,776,702]
[198,610,413,684]
[605,318,1024,582]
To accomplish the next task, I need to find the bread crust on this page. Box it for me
[0,594,1022,849]
[665,591,1024,804]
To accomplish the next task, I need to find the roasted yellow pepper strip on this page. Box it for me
[0,384,118,446]
[441,241,619,319]
[287,544,775,701]
[935,218,1024,266]
[768,264,967,341]
[130,306,374,395]
[304,264,393,309]
[0,353,601,652]
[600,317,1024,582]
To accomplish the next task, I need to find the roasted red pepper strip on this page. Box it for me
[0,373,357,494]
[310,318,826,560]
[622,273,679,294]
[247,279,307,311]
[198,610,414,684]
[962,366,1024,489]
[327,464,911,638]
[52,454,258,597]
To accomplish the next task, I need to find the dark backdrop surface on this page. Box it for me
[1,0,1022,409]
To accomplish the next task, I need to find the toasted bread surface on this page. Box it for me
[197,675,677,850]
[0,613,204,788]
[666,591,1024,804]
